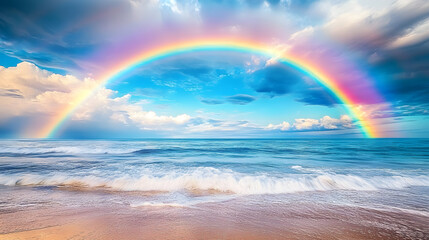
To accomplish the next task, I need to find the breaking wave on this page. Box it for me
[1,167,428,195]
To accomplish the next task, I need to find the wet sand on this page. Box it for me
[1,198,428,240]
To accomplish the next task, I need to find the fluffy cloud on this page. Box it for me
[0,62,191,136]
[293,118,321,130]
[319,115,352,129]
[185,118,261,136]
[266,115,353,131]
[0,62,97,119]
[265,121,291,131]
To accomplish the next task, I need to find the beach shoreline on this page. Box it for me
[1,189,428,240]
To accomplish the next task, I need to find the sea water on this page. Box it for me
[0,139,428,216]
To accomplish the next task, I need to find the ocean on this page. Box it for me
[1,139,429,239]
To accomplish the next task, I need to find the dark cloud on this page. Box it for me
[0,0,130,70]
[296,88,339,107]
[0,89,23,98]
[369,40,429,107]
[250,63,301,96]
[330,1,429,50]
[226,94,256,105]
[326,1,429,114]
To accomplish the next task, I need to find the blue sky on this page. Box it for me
[0,0,428,138]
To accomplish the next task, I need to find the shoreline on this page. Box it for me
[1,194,428,240]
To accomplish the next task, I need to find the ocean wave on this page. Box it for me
[0,146,269,156]
[0,146,136,155]
[1,168,428,195]
[132,147,288,155]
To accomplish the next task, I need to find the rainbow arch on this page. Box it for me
[38,38,379,138]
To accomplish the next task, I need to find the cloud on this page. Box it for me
[265,121,291,131]
[296,88,339,106]
[0,62,366,137]
[293,118,320,130]
[0,0,134,70]
[319,115,352,129]
[0,0,299,72]
[0,88,23,98]
[387,18,429,49]
[102,95,191,129]
[200,98,224,105]
[201,94,256,105]
[0,62,97,119]
[185,118,260,134]
[137,55,246,92]
[319,0,429,50]
[250,63,301,96]
[393,103,429,117]
[265,115,353,131]
[226,94,256,105]
[312,0,429,109]
[3,0,429,138]
[0,62,191,136]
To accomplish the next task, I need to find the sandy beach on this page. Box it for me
[1,189,428,240]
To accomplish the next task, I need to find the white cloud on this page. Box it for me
[0,62,98,119]
[161,0,182,14]
[293,118,320,130]
[72,92,191,130]
[265,121,291,131]
[319,115,352,129]
[186,122,236,132]
[0,62,191,135]
[266,115,353,131]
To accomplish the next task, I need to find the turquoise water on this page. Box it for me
[0,139,428,214]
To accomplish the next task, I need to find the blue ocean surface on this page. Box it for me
[0,139,429,215]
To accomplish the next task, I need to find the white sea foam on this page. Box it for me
[339,203,429,218]
[1,167,428,195]
[291,165,326,174]
[130,202,186,208]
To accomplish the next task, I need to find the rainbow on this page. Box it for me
[38,38,380,138]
